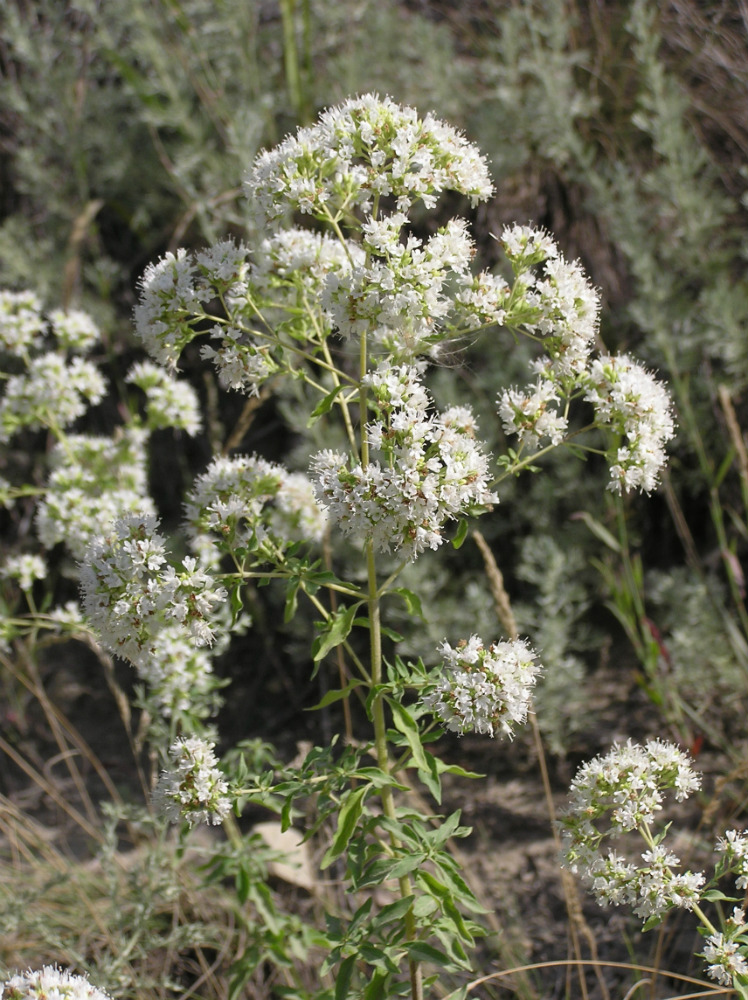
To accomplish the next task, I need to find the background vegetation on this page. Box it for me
[1,1,747,997]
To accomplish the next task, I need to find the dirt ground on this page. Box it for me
[0,639,727,1000]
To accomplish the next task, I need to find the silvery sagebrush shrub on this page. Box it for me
[4,93,743,998]
[471,0,748,751]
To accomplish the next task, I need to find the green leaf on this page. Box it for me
[417,750,442,804]
[641,913,665,932]
[437,810,464,843]
[437,761,484,780]
[235,864,251,905]
[308,384,345,426]
[321,785,368,869]
[363,972,387,1000]
[284,579,300,623]
[228,579,244,627]
[380,626,404,642]
[405,941,452,966]
[575,510,621,553]
[373,895,416,927]
[701,889,737,903]
[412,894,439,918]
[313,604,361,661]
[452,519,469,549]
[353,767,408,789]
[335,954,356,1000]
[349,895,374,933]
[307,680,363,710]
[387,698,430,773]
[392,587,426,620]
[440,988,468,1000]
[357,857,403,889]
[387,852,427,880]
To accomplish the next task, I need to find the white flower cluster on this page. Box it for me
[248,93,494,225]
[252,227,364,304]
[133,241,279,397]
[49,308,101,352]
[46,601,87,632]
[323,214,475,358]
[585,354,675,493]
[0,290,45,356]
[560,740,704,921]
[185,455,326,564]
[716,829,748,888]
[498,225,600,379]
[498,378,568,450]
[463,225,676,491]
[311,363,497,560]
[134,624,216,719]
[703,908,748,988]
[501,224,559,265]
[195,239,251,290]
[199,325,276,396]
[0,966,113,1000]
[1,553,47,591]
[79,513,227,666]
[453,270,509,327]
[126,360,202,436]
[423,635,541,737]
[0,353,106,443]
[36,428,154,561]
[133,249,205,367]
[154,737,231,827]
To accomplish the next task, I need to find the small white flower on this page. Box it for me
[703,932,748,987]
[126,360,202,436]
[501,224,559,265]
[0,353,106,442]
[79,513,227,665]
[184,454,325,564]
[154,737,231,827]
[324,216,475,359]
[1,966,113,1000]
[194,238,250,287]
[133,248,204,367]
[559,740,704,922]
[0,290,45,355]
[247,95,493,226]
[585,354,675,493]
[423,635,541,738]
[37,428,153,561]
[199,326,276,397]
[498,378,568,449]
[49,308,101,352]
[311,363,496,560]
[1,553,47,591]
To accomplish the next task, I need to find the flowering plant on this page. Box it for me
[1,95,698,999]
[0,967,113,1000]
[560,740,748,994]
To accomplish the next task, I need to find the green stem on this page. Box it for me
[366,541,423,1000]
[229,569,364,601]
[280,0,302,120]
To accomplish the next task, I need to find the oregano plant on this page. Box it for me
[6,95,744,1000]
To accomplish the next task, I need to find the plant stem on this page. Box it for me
[280,0,302,121]
[366,540,423,1000]
[359,325,422,1000]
